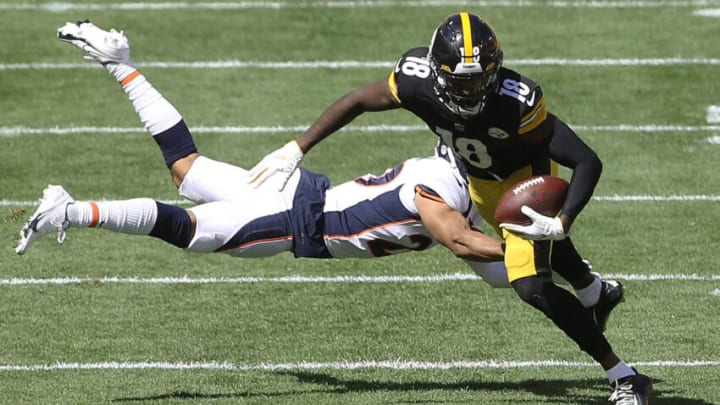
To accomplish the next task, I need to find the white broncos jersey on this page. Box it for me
[322,156,475,258]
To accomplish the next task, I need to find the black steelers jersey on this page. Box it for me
[388,47,550,181]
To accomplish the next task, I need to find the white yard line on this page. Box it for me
[0,273,718,286]
[3,195,720,207]
[3,0,720,11]
[694,7,720,15]
[707,105,720,123]
[3,58,720,71]
[2,124,720,138]
[0,359,718,372]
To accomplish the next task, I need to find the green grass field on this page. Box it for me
[1,1,720,403]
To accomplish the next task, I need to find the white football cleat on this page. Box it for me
[16,185,74,255]
[57,20,131,64]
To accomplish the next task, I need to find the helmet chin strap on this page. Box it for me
[444,97,483,119]
[432,76,484,118]
[455,102,482,118]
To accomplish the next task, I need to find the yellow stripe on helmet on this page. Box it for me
[459,12,473,64]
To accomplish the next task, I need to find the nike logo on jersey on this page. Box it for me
[524,91,536,107]
[499,78,536,107]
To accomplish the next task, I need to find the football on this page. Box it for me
[494,175,569,226]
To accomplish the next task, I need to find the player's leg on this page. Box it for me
[551,238,624,332]
[16,185,193,254]
[504,232,650,402]
[469,174,649,396]
[57,21,194,183]
[464,260,510,287]
[468,167,622,329]
[16,185,295,256]
[56,21,252,203]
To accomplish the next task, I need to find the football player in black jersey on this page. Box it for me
[250,12,651,404]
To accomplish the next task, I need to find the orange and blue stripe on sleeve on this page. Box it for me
[415,185,446,204]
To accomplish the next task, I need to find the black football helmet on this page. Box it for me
[429,13,504,118]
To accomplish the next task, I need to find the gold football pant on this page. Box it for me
[468,164,558,283]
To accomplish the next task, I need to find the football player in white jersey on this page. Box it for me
[16,21,509,286]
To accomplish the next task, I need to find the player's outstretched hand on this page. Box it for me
[247,140,304,191]
[500,205,567,240]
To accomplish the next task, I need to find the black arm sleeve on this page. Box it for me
[547,118,602,222]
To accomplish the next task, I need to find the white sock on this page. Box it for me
[67,199,158,235]
[606,361,635,384]
[576,275,602,308]
[105,63,182,135]
[105,62,137,83]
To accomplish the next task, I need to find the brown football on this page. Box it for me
[494,175,569,226]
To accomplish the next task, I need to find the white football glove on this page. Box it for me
[499,205,568,241]
[247,140,304,191]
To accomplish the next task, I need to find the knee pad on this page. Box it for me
[511,274,555,314]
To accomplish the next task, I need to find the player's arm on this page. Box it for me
[545,113,602,230]
[415,188,504,262]
[519,111,602,232]
[248,77,400,190]
[296,77,401,153]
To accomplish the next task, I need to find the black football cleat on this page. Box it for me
[593,279,625,332]
[609,369,652,405]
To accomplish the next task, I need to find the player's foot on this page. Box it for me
[57,20,130,64]
[592,279,624,332]
[609,369,652,405]
[16,185,74,255]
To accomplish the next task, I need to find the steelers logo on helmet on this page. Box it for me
[429,12,504,119]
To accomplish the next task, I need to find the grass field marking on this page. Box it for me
[0,359,718,372]
[0,273,718,286]
[4,58,720,71]
[0,274,483,285]
[3,195,720,207]
[3,0,720,12]
[712,289,720,296]
[591,195,720,201]
[707,105,720,123]
[694,7,720,15]
[3,124,720,138]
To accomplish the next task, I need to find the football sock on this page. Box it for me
[66,199,158,235]
[152,120,198,166]
[512,275,612,363]
[606,360,635,383]
[106,63,195,165]
[106,63,181,134]
[575,274,602,308]
[148,202,194,248]
[550,238,590,283]
[105,62,137,84]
